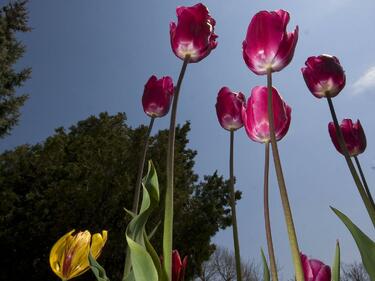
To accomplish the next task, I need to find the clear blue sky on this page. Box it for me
[2,0,375,278]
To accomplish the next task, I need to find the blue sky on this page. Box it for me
[2,0,375,278]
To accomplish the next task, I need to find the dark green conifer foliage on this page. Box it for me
[0,0,31,137]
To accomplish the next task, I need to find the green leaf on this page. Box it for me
[126,236,158,281]
[123,161,160,281]
[332,240,340,281]
[89,252,110,281]
[261,248,270,281]
[332,207,375,281]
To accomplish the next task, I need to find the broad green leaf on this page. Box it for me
[123,161,160,281]
[261,248,270,281]
[332,207,375,281]
[332,240,340,281]
[89,251,110,281]
[126,236,158,281]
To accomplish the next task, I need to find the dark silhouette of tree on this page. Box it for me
[0,0,31,137]
[342,262,369,281]
[196,247,260,281]
[0,112,239,281]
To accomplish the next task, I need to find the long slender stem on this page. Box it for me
[266,68,304,281]
[123,117,155,278]
[229,130,242,281]
[354,156,375,210]
[163,55,190,281]
[263,141,278,281]
[132,117,155,213]
[327,96,375,228]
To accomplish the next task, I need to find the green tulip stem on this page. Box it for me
[263,141,278,281]
[327,96,375,228]
[132,117,155,213]
[229,130,243,281]
[266,68,304,281]
[163,55,190,281]
[354,155,375,210]
[123,116,155,278]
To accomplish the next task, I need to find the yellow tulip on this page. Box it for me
[49,229,108,281]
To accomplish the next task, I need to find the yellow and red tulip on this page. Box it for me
[49,229,107,280]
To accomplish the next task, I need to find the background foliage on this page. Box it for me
[0,112,240,281]
[0,0,30,137]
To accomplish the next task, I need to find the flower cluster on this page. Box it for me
[48,3,374,281]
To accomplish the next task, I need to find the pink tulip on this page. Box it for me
[301,54,346,98]
[328,119,366,157]
[243,10,298,75]
[215,87,246,131]
[172,250,188,281]
[301,253,331,281]
[170,3,218,63]
[242,86,291,143]
[142,75,174,118]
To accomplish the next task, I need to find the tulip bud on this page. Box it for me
[301,54,346,98]
[50,230,108,280]
[215,87,245,131]
[301,253,331,281]
[142,75,174,118]
[242,86,291,143]
[172,250,188,281]
[170,3,218,63]
[243,10,299,75]
[328,119,366,157]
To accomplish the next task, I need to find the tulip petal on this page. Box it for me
[50,230,76,279]
[272,26,299,72]
[91,231,108,258]
[301,254,314,281]
[243,10,298,74]
[67,231,91,278]
[315,265,331,281]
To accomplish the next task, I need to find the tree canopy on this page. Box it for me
[0,0,31,137]
[0,112,240,280]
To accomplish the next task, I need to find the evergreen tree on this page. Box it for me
[0,0,31,137]
[0,112,240,281]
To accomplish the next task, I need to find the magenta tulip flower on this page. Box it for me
[172,250,188,281]
[301,253,331,281]
[142,75,174,118]
[170,3,218,63]
[242,86,291,143]
[328,119,366,157]
[242,10,298,75]
[302,55,346,98]
[215,87,246,131]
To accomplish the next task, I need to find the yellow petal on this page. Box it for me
[49,230,75,280]
[91,230,108,258]
[66,231,91,279]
